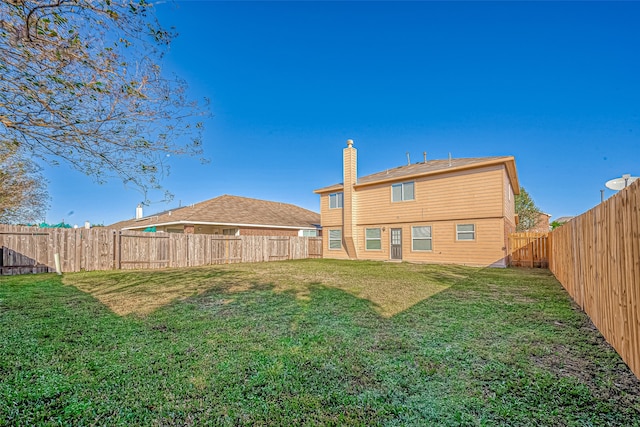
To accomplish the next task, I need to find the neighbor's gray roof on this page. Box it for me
[314,156,519,193]
[109,194,320,230]
[554,216,575,223]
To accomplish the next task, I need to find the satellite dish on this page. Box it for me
[605,174,639,191]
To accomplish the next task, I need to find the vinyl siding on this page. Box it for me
[318,162,513,266]
[323,226,350,259]
[502,168,517,253]
[319,192,344,228]
[320,189,353,259]
[353,218,508,267]
[503,167,516,228]
[355,165,504,226]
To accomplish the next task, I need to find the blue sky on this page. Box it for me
[43,1,639,226]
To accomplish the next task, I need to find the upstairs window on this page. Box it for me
[329,192,344,209]
[456,224,475,241]
[392,182,415,202]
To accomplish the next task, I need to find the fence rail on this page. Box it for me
[549,179,640,379]
[0,225,322,275]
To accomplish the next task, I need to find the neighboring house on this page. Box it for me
[109,194,320,237]
[554,216,575,224]
[528,212,552,233]
[313,140,520,267]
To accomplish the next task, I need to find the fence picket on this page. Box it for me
[549,179,640,379]
[508,232,549,267]
[0,226,322,275]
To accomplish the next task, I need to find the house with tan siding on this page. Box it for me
[314,140,520,267]
[529,212,552,233]
[109,195,320,237]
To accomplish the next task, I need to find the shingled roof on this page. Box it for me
[314,156,519,193]
[109,195,320,230]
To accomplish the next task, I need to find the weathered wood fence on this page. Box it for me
[508,232,550,268]
[549,179,640,379]
[0,225,322,275]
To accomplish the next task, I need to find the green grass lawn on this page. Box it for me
[1,259,638,426]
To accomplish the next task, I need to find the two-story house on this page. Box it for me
[314,140,520,267]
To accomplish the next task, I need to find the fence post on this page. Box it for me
[186,234,190,267]
[116,231,122,270]
[547,233,552,270]
[74,229,82,272]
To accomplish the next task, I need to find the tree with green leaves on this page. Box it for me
[550,220,563,230]
[0,144,49,223]
[0,0,208,202]
[515,186,542,232]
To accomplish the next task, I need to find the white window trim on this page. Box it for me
[328,229,342,250]
[391,181,415,202]
[365,228,382,251]
[411,226,432,251]
[329,192,344,209]
[223,228,239,236]
[456,224,476,241]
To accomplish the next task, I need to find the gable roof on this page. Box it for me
[314,156,519,194]
[109,194,320,230]
[554,216,575,224]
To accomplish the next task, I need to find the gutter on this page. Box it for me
[122,220,318,231]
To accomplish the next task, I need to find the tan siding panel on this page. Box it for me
[356,166,505,225]
[320,193,344,227]
[344,218,507,267]
[503,168,516,223]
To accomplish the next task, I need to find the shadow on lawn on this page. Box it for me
[63,260,470,318]
[63,260,562,320]
[64,268,249,316]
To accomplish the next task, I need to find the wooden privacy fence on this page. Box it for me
[549,179,640,379]
[0,225,323,275]
[508,232,550,268]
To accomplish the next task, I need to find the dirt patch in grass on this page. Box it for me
[532,344,599,384]
[530,317,640,406]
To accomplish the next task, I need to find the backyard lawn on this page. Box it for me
[1,259,639,426]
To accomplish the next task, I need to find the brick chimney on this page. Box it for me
[343,139,358,258]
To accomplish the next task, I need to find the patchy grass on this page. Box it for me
[65,260,460,317]
[1,259,639,426]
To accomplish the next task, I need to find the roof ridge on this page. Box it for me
[314,155,515,193]
[108,194,319,229]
